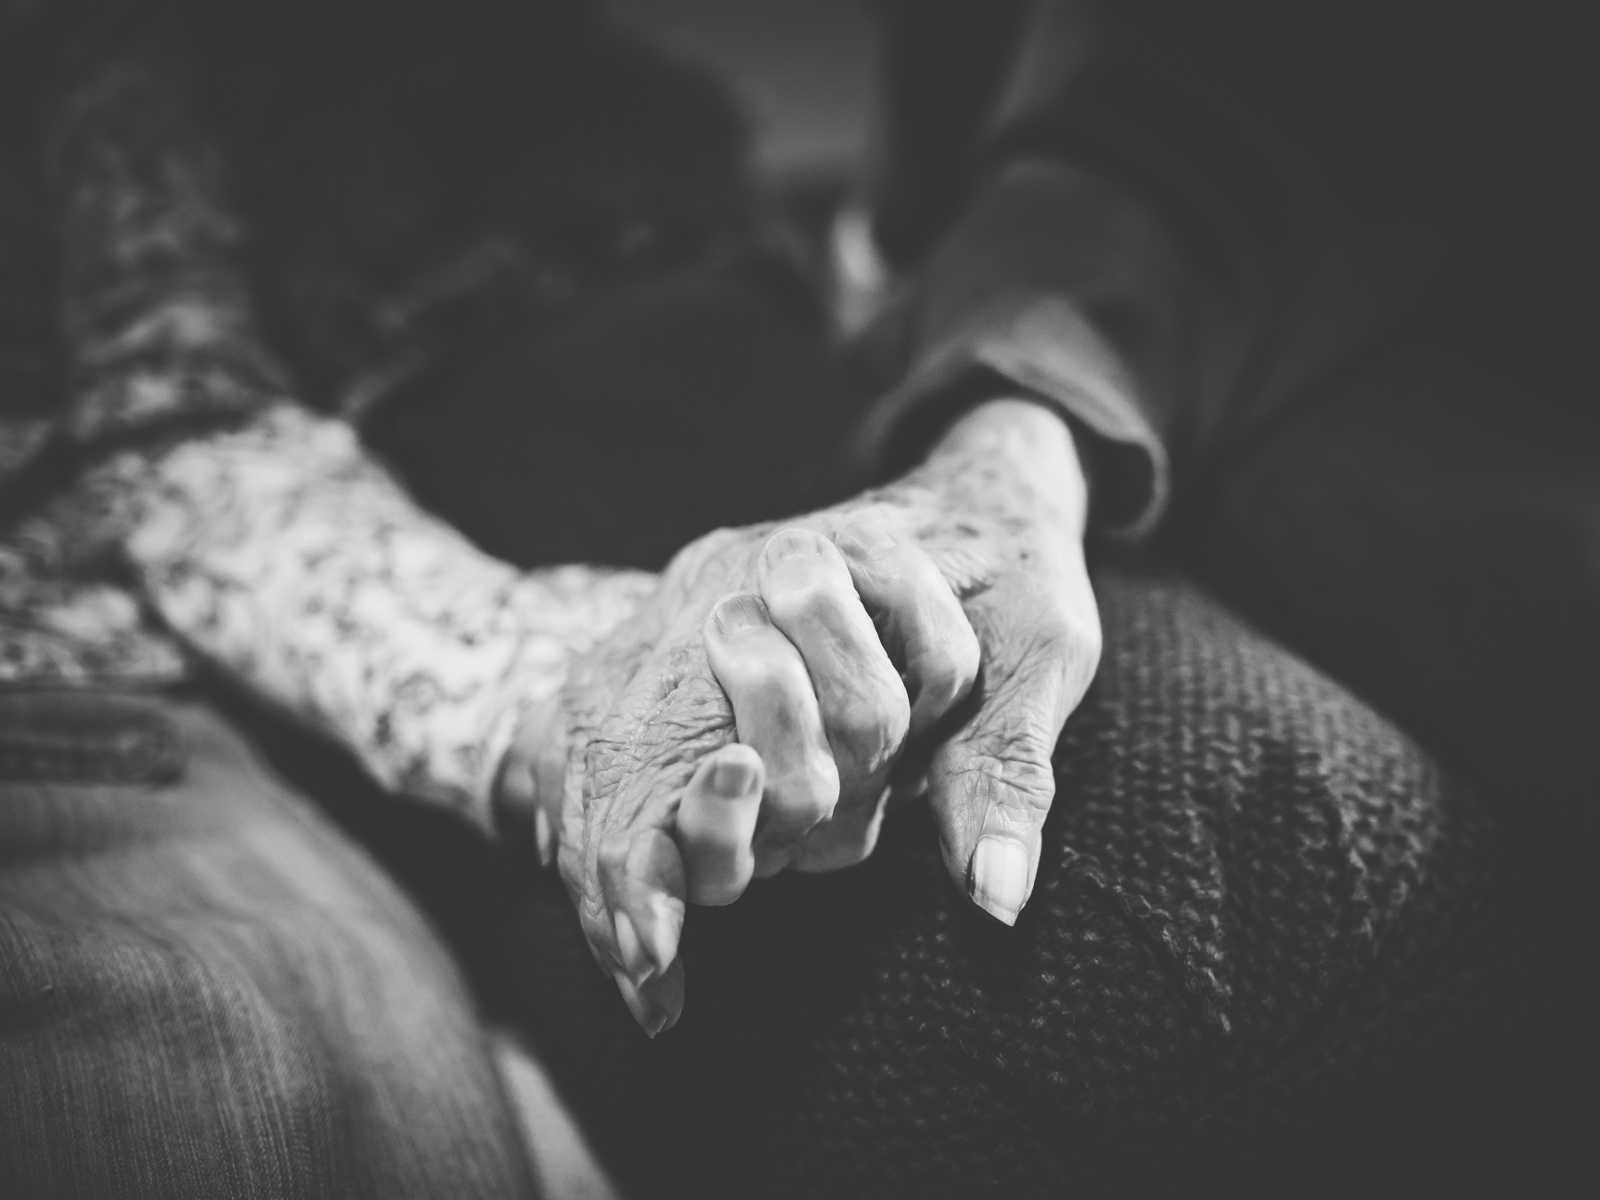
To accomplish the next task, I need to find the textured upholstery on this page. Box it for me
[500,569,1516,1197]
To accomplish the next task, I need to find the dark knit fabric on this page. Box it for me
[488,569,1520,1198]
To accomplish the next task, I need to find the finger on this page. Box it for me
[567,628,742,1036]
[833,518,980,737]
[614,958,686,1038]
[563,629,735,984]
[755,527,910,805]
[598,826,687,986]
[926,575,1100,925]
[704,592,840,877]
[675,743,765,906]
[789,783,892,873]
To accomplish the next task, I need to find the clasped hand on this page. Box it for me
[502,400,1101,1034]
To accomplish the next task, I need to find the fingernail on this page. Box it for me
[709,593,769,636]
[763,527,826,563]
[655,997,683,1037]
[613,912,654,984]
[710,756,758,798]
[614,974,671,1037]
[648,966,686,1037]
[833,523,896,560]
[970,835,1030,925]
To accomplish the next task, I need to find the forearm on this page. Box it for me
[33,10,654,824]
[50,404,653,824]
[919,395,1091,541]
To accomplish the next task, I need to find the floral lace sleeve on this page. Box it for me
[29,3,657,826]
[43,408,654,823]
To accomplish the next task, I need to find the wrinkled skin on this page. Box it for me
[504,399,1101,1034]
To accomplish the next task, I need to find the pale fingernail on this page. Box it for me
[613,912,654,984]
[833,523,896,560]
[533,807,555,868]
[763,527,826,563]
[970,835,1030,926]
[709,593,770,636]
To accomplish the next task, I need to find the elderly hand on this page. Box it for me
[506,398,1100,1034]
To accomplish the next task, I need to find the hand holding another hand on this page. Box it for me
[502,399,1102,1034]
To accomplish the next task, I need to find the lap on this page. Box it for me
[1190,342,1597,1162]
[501,570,1512,1198]
[0,689,532,1199]
[1191,337,1599,828]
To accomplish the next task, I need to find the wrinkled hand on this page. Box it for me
[738,398,1102,926]
[505,398,1101,1034]
[498,515,942,1035]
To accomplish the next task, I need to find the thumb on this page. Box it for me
[926,589,1098,925]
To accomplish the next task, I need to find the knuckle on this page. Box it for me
[789,796,836,831]
[913,634,981,711]
[836,688,910,771]
[746,654,816,708]
[770,760,840,829]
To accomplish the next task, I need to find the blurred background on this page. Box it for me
[609,0,875,180]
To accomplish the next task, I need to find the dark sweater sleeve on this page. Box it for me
[852,0,1367,536]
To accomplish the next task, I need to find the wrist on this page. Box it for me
[926,396,1091,532]
[489,567,658,852]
